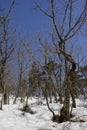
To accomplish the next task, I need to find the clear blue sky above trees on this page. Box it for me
[1,0,51,37]
[1,0,87,51]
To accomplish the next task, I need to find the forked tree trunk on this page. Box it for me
[59,42,76,122]
[59,60,70,122]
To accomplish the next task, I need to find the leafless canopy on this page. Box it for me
[34,0,87,41]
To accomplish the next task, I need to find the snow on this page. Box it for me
[0,96,87,130]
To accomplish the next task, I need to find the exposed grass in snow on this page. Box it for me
[0,96,87,130]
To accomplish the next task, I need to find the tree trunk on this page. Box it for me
[13,86,20,104]
[59,65,63,104]
[0,100,2,110]
[3,92,8,104]
[58,88,63,104]
[59,41,76,122]
[71,91,76,108]
[42,87,56,119]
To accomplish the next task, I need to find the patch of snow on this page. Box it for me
[0,96,87,130]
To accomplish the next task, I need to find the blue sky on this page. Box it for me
[1,0,87,52]
[0,0,51,37]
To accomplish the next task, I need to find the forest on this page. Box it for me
[0,0,87,130]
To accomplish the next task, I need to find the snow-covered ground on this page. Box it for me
[0,96,87,130]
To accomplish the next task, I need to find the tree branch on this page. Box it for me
[33,0,53,19]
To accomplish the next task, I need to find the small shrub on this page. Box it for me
[21,104,35,114]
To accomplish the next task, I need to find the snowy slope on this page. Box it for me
[0,97,87,130]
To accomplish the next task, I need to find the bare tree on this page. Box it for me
[13,37,29,104]
[34,0,87,122]
[0,0,15,104]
